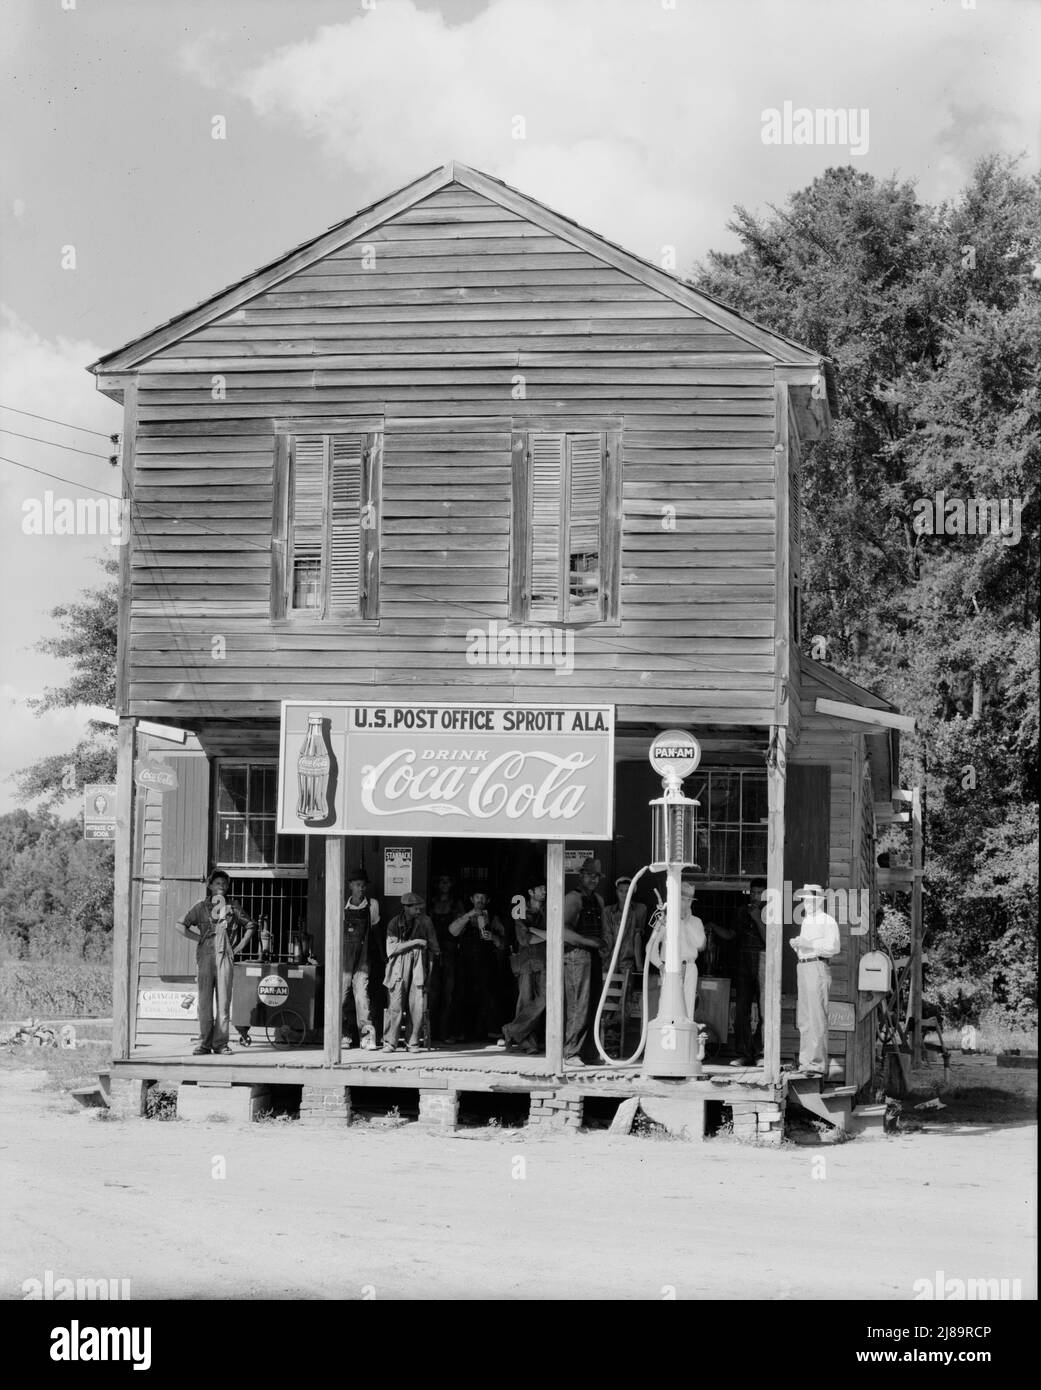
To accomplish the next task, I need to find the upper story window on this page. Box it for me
[510,426,621,625]
[272,428,382,621]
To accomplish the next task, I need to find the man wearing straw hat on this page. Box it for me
[789,883,841,1077]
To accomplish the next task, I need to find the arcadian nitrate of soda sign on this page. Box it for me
[277,702,615,841]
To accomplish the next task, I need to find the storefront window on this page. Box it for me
[690,769,768,880]
[215,761,305,872]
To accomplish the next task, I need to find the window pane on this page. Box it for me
[250,766,277,815]
[292,558,322,610]
[708,773,740,823]
[247,817,275,866]
[217,766,247,814]
[741,830,768,878]
[217,815,247,864]
[741,773,768,826]
[708,828,740,878]
[568,550,600,600]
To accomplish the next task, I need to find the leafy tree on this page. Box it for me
[695,155,1039,1020]
[12,556,118,808]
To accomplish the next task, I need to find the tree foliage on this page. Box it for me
[696,155,1039,1020]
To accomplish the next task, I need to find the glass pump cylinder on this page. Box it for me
[649,793,699,870]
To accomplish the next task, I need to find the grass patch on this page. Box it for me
[0,959,111,1018]
[0,1038,110,1093]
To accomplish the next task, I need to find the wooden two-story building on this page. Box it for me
[92,162,910,1136]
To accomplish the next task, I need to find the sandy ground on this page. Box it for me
[1,1061,1035,1301]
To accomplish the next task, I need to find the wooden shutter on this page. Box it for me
[289,436,326,612]
[329,434,365,614]
[566,432,604,620]
[790,457,802,545]
[529,432,566,621]
[157,757,212,977]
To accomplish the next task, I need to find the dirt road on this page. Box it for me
[1,1065,1035,1300]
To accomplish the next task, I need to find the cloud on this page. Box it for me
[179,0,1041,269]
[0,684,107,815]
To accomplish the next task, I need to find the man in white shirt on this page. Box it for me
[648,871,707,1020]
[789,883,841,1077]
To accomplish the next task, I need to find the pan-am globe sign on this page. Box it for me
[277,701,615,841]
[648,729,701,783]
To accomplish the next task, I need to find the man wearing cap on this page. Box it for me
[342,867,382,1051]
[177,870,256,1056]
[789,884,841,1077]
[731,877,768,1066]
[383,893,441,1052]
[601,875,647,976]
[561,858,606,1064]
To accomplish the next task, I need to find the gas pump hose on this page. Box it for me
[592,866,664,1067]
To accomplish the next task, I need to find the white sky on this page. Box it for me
[1,0,1038,813]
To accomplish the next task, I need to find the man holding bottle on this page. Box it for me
[177,870,256,1056]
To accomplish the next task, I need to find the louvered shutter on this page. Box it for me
[790,458,802,545]
[529,433,566,620]
[289,436,326,611]
[566,432,603,619]
[329,435,365,613]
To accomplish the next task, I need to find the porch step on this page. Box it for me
[787,1079,855,1130]
[70,1085,108,1109]
[848,1102,887,1135]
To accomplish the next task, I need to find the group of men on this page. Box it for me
[177,862,842,1077]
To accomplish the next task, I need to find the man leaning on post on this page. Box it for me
[788,883,841,1078]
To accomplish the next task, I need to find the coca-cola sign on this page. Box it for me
[277,701,614,840]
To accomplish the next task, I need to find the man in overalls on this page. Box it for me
[383,893,441,1052]
[561,858,605,1065]
[342,867,381,1051]
[177,870,256,1055]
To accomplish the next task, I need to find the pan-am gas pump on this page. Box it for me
[593,729,704,1078]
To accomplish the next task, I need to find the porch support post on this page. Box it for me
[324,838,344,1066]
[910,785,924,1066]
[112,716,137,1061]
[545,839,565,1073]
[764,724,787,1085]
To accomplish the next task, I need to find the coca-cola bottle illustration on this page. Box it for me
[296,714,330,822]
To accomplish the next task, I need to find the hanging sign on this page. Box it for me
[83,784,117,840]
[138,988,197,1020]
[384,847,413,896]
[827,1000,856,1032]
[278,701,614,840]
[134,758,179,792]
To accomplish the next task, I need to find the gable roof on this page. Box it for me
[90,160,827,375]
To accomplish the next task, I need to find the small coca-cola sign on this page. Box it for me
[134,759,179,792]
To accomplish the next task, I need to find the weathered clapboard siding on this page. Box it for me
[119,182,789,724]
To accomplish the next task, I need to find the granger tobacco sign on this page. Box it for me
[277,701,614,841]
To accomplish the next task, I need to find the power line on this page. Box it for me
[0,454,122,500]
[0,403,116,441]
[0,428,114,461]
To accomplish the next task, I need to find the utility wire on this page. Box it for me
[0,403,116,440]
[0,454,122,500]
[0,428,115,460]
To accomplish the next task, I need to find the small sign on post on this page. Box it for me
[83,784,117,840]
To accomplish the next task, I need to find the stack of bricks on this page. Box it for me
[527,1088,583,1130]
[727,1099,785,1145]
[755,1101,784,1146]
[298,1084,352,1127]
[417,1090,458,1132]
